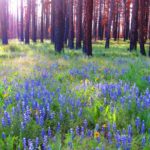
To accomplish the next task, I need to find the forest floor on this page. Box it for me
[0,40,150,149]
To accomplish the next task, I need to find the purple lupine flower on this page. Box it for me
[96,147,100,150]
[83,119,88,128]
[135,117,140,130]
[35,137,39,148]
[76,126,80,136]
[56,122,61,132]
[70,128,74,139]
[121,135,127,149]
[113,122,116,132]
[41,128,45,138]
[78,108,82,117]
[2,132,6,139]
[28,139,34,150]
[59,111,63,120]
[48,127,52,137]
[23,138,26,149]
[1,117,6,127]
[128,125,132,136]
[108,132,112,144]
[141,120,145,134]
[142,136,146,147]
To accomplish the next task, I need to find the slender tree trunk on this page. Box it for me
[25,0,31,44]
[138,0,145,55]
[105,0,114,48]
[20,0,24,41]
[130,0,138,51]
[64,0,69,44]
[45,1,50,39]
[0,0,8,45]
[76,0,82,49]
[54,0,64,52]
[32,0,37,42]
[83,0,93,56]
[68,0,74,49]
[41,0,44,43]
[51,0,55,43]
[98,0,104,40]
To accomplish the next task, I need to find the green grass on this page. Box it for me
[0,40,150,150]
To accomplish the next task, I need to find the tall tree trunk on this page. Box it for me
[105,0,114,48]
[17,0,19,39]
[83,0,93,56]
[25,0,31,44]
[45,0,50,39]
[68,0,74,49]
[98,0,104,40]
[76,0,82,49]
[64,0,69,44]
[123,0,130,41]
[20,0,24,42]
[51,0,55,43]
[113,1,119,41]
[41,0,44,43]
[130,0,138,51]
[0,0,8,45]
[54,0,64,52]
[138,0,146,55]
[32,0,37,42]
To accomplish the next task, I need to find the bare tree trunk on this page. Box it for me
[41,0,44,43]
[76,0,82,49]
[105,0,114,48]
[130,0,138,51]
[25,0,31,44]
[0,0,8,45]
[32,0,37,42]
[83,0,93,56]
[54,0,64,52]
[68,0,74,49]
[20,0,24,41]
[138,0,148,55]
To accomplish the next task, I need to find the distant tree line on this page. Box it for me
[0,0,149,56]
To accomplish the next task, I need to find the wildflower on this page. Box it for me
[94,131,100,138]
[142,136,146,147]
[141,120,145,134]
[23,138,26,149]
[35,137,39,148]
[76,126,80,136]
[2,132,6,139]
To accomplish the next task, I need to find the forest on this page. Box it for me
[0,0,150,149]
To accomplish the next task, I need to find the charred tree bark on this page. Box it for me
[105,0,114,48]
[0,0,8,45]
[83,0,93,56]
[68,0,74,49]
[25,0,31,44]
[130,0,138,51]
[54,0,64,52]
[76,0,83,49]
